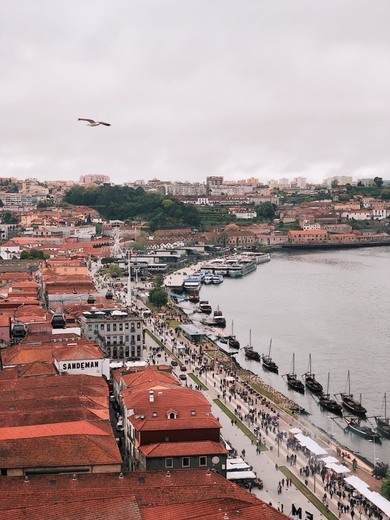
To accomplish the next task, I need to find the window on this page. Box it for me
[199,456,207,467]
[137,322,140,329]
[152,412,158,417]
[191,410,196,416]
[168,412,176,419]
[107,324,111,332]
[113,324,117,332]
[119,324,123,331]
[165,458,173,468]
[125,323,129,329]
[182,457,190,468]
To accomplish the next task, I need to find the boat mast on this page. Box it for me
[269,338,272,356]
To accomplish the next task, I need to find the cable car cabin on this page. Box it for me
[51,313,66,329]
[11,323,28,339]
[105,290,113,300]
[87,294,96,304]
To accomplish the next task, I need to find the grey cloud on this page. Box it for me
[1,0,390,184]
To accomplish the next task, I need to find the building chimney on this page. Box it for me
[149,390,155,403]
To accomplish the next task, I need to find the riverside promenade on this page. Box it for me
[144,312,385,520]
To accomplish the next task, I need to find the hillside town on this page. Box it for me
[0,174,390,519]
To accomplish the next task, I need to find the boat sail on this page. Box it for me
[261,339,278,373]
[375,393,390,438]
[284,353,305,394]
[302,354,323,394]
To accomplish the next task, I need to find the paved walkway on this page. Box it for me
[145,316,384,520]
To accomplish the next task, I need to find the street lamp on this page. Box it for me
[368,440,378,469]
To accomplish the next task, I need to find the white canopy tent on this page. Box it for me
[344,476,390,518]
[294,433,328,456]
[321,456,339,464]
[325,463,350,474]
[227,470,257,480]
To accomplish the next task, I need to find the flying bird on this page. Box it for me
[78,118,111,127]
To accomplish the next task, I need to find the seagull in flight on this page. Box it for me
[78,118,111,127]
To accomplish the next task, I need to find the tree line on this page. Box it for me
[64,185,200,232]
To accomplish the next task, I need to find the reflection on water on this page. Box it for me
[197,246,390,464]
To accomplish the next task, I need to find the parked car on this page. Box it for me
[179,374,187,381]
[180,365,187,372]
[171,360,178,367]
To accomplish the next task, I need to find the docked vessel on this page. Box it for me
[203,273,214,285]
[344,416,381,442]
[244,330,261,361]
[210,307,226,328]
[284,354,305,394]
[261,339,278,374]
[302,354,323,394]
[198,300,212,314]
[212,274,224,284]
[375,393,390,439]
[319,373,342,415]
[338,371,367,416]
[240,251,271,265]
[183,274,203,292]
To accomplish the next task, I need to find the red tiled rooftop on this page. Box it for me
[140,440,228,457]
[0,469,287,520]
[0,420,110,441]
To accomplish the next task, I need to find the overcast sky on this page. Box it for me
[1,0,390,185]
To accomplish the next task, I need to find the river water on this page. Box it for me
[189,246,390,465]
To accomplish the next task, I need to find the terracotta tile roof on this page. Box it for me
[0,420,110,441]
[0,497,142,520]
[1,342,103,366]
[131,415,221,432]
[140,441,228,457]
[0,431,121,468]
[0,406,107,428]
[0,470,286,520]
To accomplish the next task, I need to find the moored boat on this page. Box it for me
[261,339,278,374]
[338,371,367,416]
[203,273,214,285]
[375,393,390,439]
[344,416,381,442]
[212,307,226,327]
[302,354,323,394]
[198,300,212,314]
[212,274,224,284]
[244,330,261,361]
[284,354,305,394]
[319,373,342,415]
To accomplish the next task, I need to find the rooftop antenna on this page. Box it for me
[127,249,132,308]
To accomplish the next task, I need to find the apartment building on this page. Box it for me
[79,307,143,362]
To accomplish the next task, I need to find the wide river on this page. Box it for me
[188,246,390,466]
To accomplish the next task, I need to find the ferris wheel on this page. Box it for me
[110,227,125,258]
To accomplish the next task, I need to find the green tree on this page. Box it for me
[148,287,168,308]
[380,189,390,200]
[256,202,276,221]
[107,265,122,278]
[20,249,49,260]
[1,211,19,224]
[153,274,164,287]
[381,474,390,500]
[373,176,384,188]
